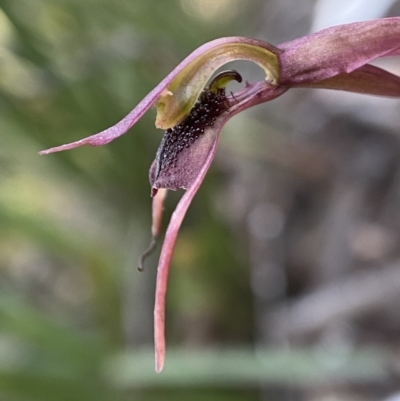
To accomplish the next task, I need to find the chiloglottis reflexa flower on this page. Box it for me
[39,18,400,373]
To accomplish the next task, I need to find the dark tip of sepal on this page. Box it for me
[137,235,159,272]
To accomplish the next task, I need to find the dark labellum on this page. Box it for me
[153,88,227,180]
[139,71,242,270]
[150,70,242,191]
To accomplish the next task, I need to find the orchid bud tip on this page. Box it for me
[137,236,158,272]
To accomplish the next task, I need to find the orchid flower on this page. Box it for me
[39,18,400,372]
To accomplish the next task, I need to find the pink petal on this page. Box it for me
[38,85,162,154]
[293,64,400,97]
[279,17,400,85]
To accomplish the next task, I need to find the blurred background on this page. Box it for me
[1,0,400,400]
